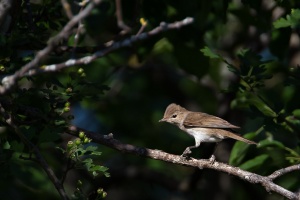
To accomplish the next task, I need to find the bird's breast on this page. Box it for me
[184,127,223,142]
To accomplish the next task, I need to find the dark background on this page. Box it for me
[0,0,300,199]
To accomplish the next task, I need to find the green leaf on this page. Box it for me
[56,147,66,154]
[200,46,220,59]
[85,145,102,155]
[238,154,269,170]
[229,132,256,165]
[227,64,240,75]
[10,140,25,152]
[90,165,109,172]
[2,141,10,149]
[292,109,300,118]
[83,158,93,168]
[91,151,102,156]
[273,9,300,29]
[273,18,292,29]
[152,38,174,54]
[245,93,277,118]
[257,139,285,149]
[85,145,98,152]
[285,116,300,128]
[90,165,110,177]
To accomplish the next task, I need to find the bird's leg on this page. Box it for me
[209,142,220,163]
[209,155,216,163]
[182,146,192,157]
[181,140,201,157]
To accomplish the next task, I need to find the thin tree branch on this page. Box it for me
[136,18,147,36]
[0,0,12,29]
[61,0,73,19]
[71,6,84,58]
[0,0,12,34]
[0,103,70,200]
[115,0,131,34]
[61,158,75,185]
[0,0,103,94]
[67,125,299,200]
[2,17,193,81]
[24,0,35,31]
[268,164,300,180]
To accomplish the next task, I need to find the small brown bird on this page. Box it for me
[159,103,257,158]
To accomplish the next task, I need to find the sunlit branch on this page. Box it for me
[268,164,300,180]
[67,125,299,200]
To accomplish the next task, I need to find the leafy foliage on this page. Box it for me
[201,47,300,172]
[59,132,110,179]
[273,9,300,29]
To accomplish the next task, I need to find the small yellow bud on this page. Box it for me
[140,18,147,26]
[83,137,90,144]
[75,138,81,145]
[67,141,74,149]
[65,87,72,93]
[102,191,107,198]
[65,102,71,107]
[77,180,82,186]
[97,188,103,194]
[78,68,84,74]
[0,65,5,71]
[64,107,70,112]
[79,131,85,139]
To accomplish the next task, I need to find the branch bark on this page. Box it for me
[0,0,103,94]
[268,164,300,180]
[0,0,13,34]
[115,0,131,34]
[67,125,300,200]
[0,17,194,90]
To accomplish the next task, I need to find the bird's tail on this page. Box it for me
[226,132,257,145]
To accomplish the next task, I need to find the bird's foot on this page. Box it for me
[181,148,192,158]
[209,155,216,164]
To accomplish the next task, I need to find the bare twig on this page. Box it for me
[0,0,12,24]
[136,18,147,36]
[67,125,299,200]
[0,0,13,34]
[0,0,103,94]
[115,0,131,34]
[71,5,84,58]
[268,164,300,180]
[24,0,35,31]
[0,16,192,94]
[61,158,75,184]
[1,17,193,83]
[0,103,69,200]
[61,0,73,19]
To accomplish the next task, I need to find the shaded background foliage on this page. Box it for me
[0,0,300,199]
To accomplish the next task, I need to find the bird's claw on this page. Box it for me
[181,148,192,158]
[209,155,216,164]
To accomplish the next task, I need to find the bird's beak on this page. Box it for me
[159,118,165,122]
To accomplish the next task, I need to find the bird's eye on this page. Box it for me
[172,114,177,118]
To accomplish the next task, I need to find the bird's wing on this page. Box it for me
[183,112,240,129]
